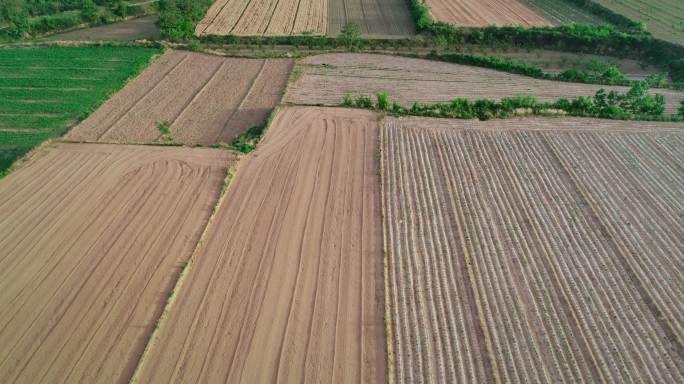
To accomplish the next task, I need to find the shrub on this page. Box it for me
[354,95,373,108]
[376,92,389,111]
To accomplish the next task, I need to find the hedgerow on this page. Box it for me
[341,82,682,122]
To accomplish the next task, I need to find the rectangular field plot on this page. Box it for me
[196,0,326,36]
[135,107,386,383]
[67,50,293,145]
[594,0,684,45]
[328,0,415,37]
[0,46,159,175]
[383,116,684,383]
[0,143,233,384]
[518,0,607,25]
[426,0,551,27]
[285,53,684,114]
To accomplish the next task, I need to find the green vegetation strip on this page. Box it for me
[341,82,684,122]
[0,45,160,177]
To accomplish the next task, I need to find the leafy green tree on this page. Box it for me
[340,22,360,50]
[1,0,30,38]
[80,0,98,22]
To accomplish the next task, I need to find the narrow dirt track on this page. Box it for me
[0,143,233,384]
[383,116,683,383]
[426,0,551,26]
[135,106,386,383]
[67,50,292,145]
[285,53,684,114]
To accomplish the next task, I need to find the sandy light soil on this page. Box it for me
[196,0,327,36]
[285,53,684,114]
[383,115,684,383]
[134,106,387,384]
[66,50,292,145]
[0,143,233,384]
[426,0,551,26]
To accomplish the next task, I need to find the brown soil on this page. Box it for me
[327,0,415,37]
[285,53,684,114]
[427,0,551,27]
[0,143,233,384]
[383,115,684,383]
[196,0,327,36]
[66,50,293,145]
[43,15,160,41]
[134,106,387,384]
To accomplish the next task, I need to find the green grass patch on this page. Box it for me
[0,45,160,176]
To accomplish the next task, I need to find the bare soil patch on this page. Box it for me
[285,53,684,113]
[426,0,551,27]
[135,106,386,384]
[383,115,684,383]
[328,0,415,37]
[196,0,327,36]
[43,15,160,41]
[0,143,233,384]
[67,50,293,145]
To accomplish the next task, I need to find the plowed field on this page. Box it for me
[328,0,415,36]
[196,0,326,36]
[135,106,386,383]
[285,53,684,114]
[0,143,233,384]
[426,0,551,27]
[382,116,684,383]
[67,50,293,145]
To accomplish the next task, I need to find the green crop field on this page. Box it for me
[0,46,159,175]
[520,0,609,25]
[594,0,684,44]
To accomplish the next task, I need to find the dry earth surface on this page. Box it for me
[67,50,293,145]
[426,0,551,27]
[383,116,684,383]
[285,53,684,113]
[196,0,327,36]
[327,0,415,37]
[135,106,386,384]
[0,143,233,384]
[43,15,160,41]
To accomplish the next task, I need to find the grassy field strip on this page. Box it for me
[0,46,159,175]
[594,0,684,44]
[383,116,684,382]
[519,0,607,25]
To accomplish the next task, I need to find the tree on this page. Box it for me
[80,0,98,22]
[340,22,360,50]
[0,0,29,38]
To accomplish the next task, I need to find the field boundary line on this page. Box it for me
[540,133,684,359]
[213,59,268,143]
[127,157,243,384]
[199,0,232,36]
[378,118,396,384]
[165,59,228,142]
[229,0,256,35]
[95,53,189,141]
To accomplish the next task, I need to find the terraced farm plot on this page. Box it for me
[43,15,160,41]
[285,53,684,113]
[0,46,159,175]
[0,143,233,384]
[135,106,386,384]
[67,50,293,145]
[328,0,415,36]
[383,116,684,383]
[594,0,684,45]
[196,0,326,36]
[518,0,608,25]
[425,0,551,27]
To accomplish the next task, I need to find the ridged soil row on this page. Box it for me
[382,117,684,383]
[0,144,232,384]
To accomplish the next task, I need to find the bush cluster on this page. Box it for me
[342,82,680,122]
[157,0,213,39]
